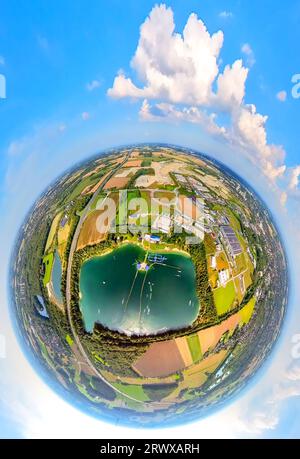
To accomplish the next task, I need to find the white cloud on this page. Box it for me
[0,56,5,66]
[108,4,299,204]
[140,99,226,137]
[108,4,224,106]
[232,104,286,181]
[81,111,90,121]
[276,90,287,102]
[216,59,248,108]
[280,191,288,207]
[241,43,256,67]
[86,79,101,91]
[219,11,233,19]
[0,334,5,359]
[239,361,300,435]
[288,166,300,190]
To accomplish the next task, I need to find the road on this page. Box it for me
[65,152,146,404]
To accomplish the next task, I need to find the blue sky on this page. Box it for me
[1,0,300,438]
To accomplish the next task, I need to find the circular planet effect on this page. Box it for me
[9,144,288,427]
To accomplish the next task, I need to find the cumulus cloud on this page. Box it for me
[86,79,101,91]
[241,43,256,67]
[108,4,299,202]
[288,166,300,190]
[216,60,248,108]
[240,361,300,434]
[277,90,287,102]
[280,191,288,207]
[232,104,286,181]
[108,4,225,106]
[140,99,226,137]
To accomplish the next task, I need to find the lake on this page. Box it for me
[79,243,199,335]
[51,250,63,304]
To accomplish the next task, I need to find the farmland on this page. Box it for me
[44,212,62,253]
[77,210,108,250]
[187,334,202,363]
[42,253,54,286]
[133,340,186,378]
[112,382,150,402]
[213,281,236,316]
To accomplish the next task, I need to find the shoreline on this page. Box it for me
[80,239,191,261]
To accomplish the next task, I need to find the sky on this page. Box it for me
[1,0,300,439]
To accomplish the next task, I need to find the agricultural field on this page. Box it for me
[240,297,256,325]
[77,210,108,250]
[186,334,202,363]
[213,280,236,316]
[112,382,150,402]
[133,340,186,378]
[57,219,71,262]
[165,350,228,401]
[103,176,130,190]
[42,253,54,286]
[44,212,62,253]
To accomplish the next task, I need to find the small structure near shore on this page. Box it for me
[137,261,150,271]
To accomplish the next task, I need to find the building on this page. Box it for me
[144,234,161,244]
[218,269,230,287]
[210,255,217,269]
[152,214,172,234]
[220,225,242,258]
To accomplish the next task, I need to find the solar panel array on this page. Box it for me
[220,225,242,256]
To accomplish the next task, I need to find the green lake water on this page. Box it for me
[79,243,200,335]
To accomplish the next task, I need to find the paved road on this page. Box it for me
[65,152,146,403]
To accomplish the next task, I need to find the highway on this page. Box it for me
[65,152,146,404]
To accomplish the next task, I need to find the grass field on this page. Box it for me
[44,212,62,253]
[57,220,71,262]
[90,192,108,211]
[204,233,216,256]
[213,280,236,316]
[208,265,218,289]
[153,190,176,201]
[141,159,152,167]
[187,334,202,363]
[66,334,74,346]
[234,253,246,273]
[240,297,256,325]
[112,383,150,402]
[143,383,177,401]
[42,253,54,286]
[68,172,104,200]
[127,189,141,199]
